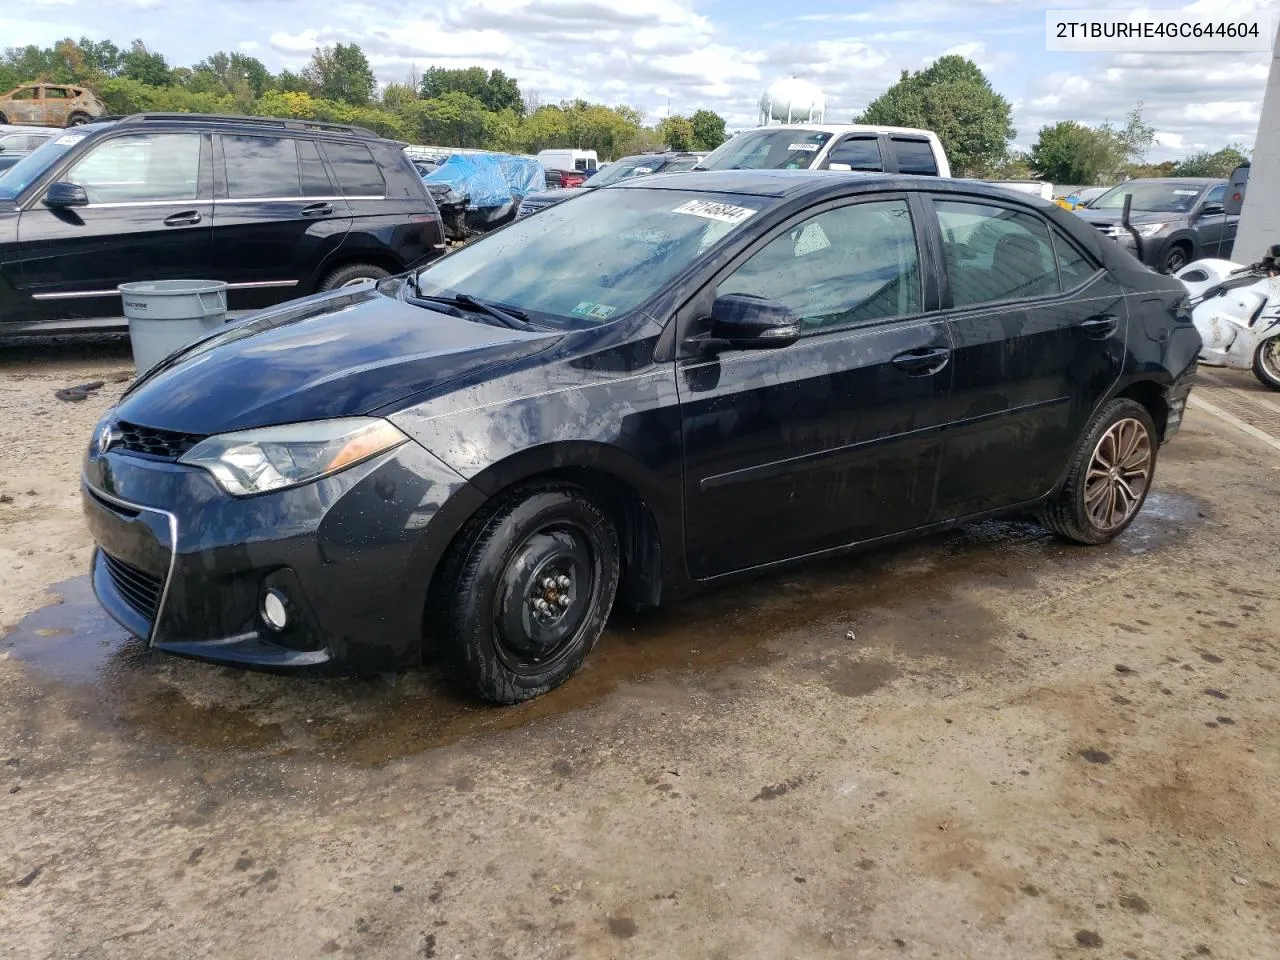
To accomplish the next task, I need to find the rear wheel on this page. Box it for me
[1252,336,1280,391]
[318,263,390,291]
[67,112,91,126]
[1041,399,1158,545]
[436,483,620,704]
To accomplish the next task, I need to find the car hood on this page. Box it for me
[114,283,560,436]
[1074,208,1182,227]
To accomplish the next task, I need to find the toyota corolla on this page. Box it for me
[82,171,1200,703]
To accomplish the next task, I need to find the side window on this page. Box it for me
[1052,229,1100,289]
[826,137,882,171]
[44,87,68,99]
[575,158,588,171]
[892,138,939,176]
[222,135,302,199]
[297,139,334,196]
[66,133,201,204]
[718,199,921,331]
[320,142,386,197]
[11,87,37,100]
[1203,184,1226,206]
[935,200,1058,306]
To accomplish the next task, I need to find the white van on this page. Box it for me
[696,124,951,178]
[536,149,598,174]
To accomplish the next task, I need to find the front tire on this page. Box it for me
[1252,336,1280,391]
[1160,243,1191,275]
[1041,399,1158,545]
[436,483,620,704]
[318,263,390,291]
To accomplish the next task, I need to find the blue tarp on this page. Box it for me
[423,153,546,209]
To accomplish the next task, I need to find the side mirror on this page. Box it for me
[706,294,801,350]
[828,162,853,172]
[43,181,89,209]
[1199,201,1225,216]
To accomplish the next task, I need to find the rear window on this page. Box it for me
[222,135,301,199]
[892,138,938,176]
[322,142,386,198]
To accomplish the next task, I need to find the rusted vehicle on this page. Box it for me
[0,83,107,127]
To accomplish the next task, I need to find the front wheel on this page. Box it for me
[1160,244,1191,275]
[1041,399,1158,545]
[1252,336,1280,391]
[436,484,620,703]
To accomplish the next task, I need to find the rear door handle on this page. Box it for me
[891,346,951,375]
[301,202,334,217]
[163,210,201,226]
[1080,314,1119,339]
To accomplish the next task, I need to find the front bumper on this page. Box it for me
[81,439,485,674]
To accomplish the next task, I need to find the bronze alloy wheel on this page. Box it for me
[1083,417,1153,531]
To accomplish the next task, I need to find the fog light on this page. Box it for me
[261,589,289,632]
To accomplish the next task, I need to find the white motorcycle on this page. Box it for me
[1175,244,1280,391]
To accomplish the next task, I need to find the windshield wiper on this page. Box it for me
[411,286,536,331]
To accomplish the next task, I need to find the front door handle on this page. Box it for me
[163,210,201,226]
[1080,314,1119,339]
[301,202,334,217]
[891,346,951,375]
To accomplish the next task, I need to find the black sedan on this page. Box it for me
[82,171,1200,703]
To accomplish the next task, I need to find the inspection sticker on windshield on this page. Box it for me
[787,143,820,151]
[572,301,617,319]
[55,133,86,146]
[1173,189,1199,195]
[672,200,756,224]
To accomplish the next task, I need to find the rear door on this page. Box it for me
[925,195,1126,515]
[211,133,352,310]
[13,130,213,321]
[678,193,955,578]
[889,137,940,176]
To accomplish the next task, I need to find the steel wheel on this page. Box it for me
[1084,418,1153,531]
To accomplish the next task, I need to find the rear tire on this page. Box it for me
[1041,399,1158,545]
[318,263,390,291]
[1252,336,1280,391]
[435,483,620,704]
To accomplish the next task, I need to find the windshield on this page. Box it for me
[414,187,768,328]
[586,157,673,188]
[697,129,831,171]
[0,133,80,197]
[1090,182,1208,214]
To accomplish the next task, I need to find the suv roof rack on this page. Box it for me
[112,113,380,138]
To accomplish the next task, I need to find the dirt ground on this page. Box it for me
[2,337,1279,960]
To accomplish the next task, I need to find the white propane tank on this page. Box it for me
[759,77,826,125]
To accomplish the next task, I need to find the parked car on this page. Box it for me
[81,170,1199,704]
[423,152,545,240]
[1057,186,1108,211]
[696,124,951,177]
[0,127,58,174]
[1073,178,1235,273]
[537,148,598,177]
[0,113,447,335]
[516,151,706,218]
[0,83,106,127]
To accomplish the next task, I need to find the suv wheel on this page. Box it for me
[319,263,391,291]
[1041,399,1158,545]
[435,483,620,704]
[67,112,91,126]
[1161,244,1191,274]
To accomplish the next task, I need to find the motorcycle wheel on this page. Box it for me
[1253,336,1280,391]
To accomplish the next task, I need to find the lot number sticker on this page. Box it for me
[788,143,820,151]
[673,200,756,224]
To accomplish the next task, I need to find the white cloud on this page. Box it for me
[239,40,262,52]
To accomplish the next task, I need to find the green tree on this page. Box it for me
[275,69,310,94]
[407,91,491,146]
[303,43,375,105]
[420,66,523,115]
[1173,145,1250,178]
[1029,121,1124,184]
[120,39,172,87]
[657,115,695,151]
[380,81,417,113]
[856,55,1014,176]
[689,109,727,150]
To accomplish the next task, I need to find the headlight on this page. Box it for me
[1135,222,1171,238]
[179,417,408,496]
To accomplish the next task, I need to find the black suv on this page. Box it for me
[0,113,447,335]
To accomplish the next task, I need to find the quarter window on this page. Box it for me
[223,135,302,199]
[892,138,938,176]
[66,133,201,204]
[321,142,385,197]
[935,200,1059,306]
[1053,230,1100,289]
[718,199,922,331]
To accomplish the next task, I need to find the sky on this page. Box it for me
[3,0,1278,161]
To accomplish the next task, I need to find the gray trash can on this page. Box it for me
[117,279,229,374]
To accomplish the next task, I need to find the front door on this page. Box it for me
[14,131,213,322]
[678,194,955,579]
[926,196,1126,515]
[37,86,71,126]
[212,133,353,311]
[1193,183,1230,259]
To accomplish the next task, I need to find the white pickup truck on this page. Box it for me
[696,124,952,177]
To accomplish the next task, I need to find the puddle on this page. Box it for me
[1,490,1207,765]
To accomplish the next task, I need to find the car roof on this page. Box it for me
[72,113,394,144]
[735,123,939,139]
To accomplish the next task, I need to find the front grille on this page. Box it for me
[115,421,205,460]
[102,551,164,621]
